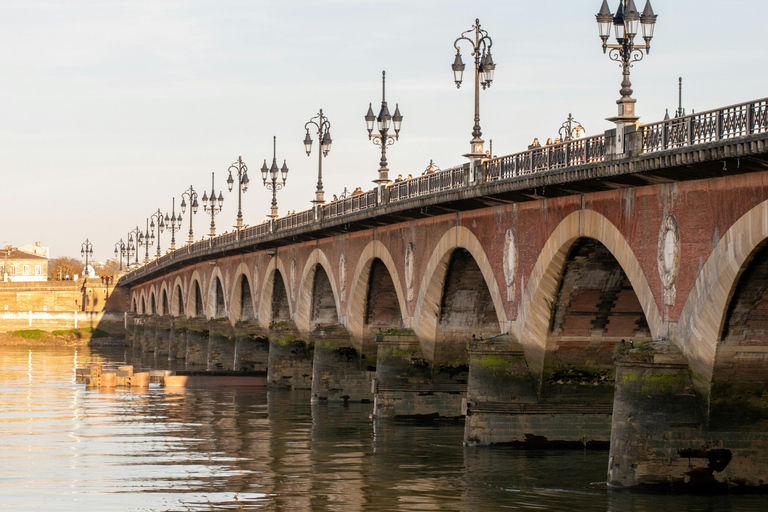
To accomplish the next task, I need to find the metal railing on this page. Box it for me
[322,190,377,219]
[389,165,468,203]
[122,97,768,282]
[642,98,768,153]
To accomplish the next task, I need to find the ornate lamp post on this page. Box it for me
[202,172,224,237]
[451,18,496,159]
[304,110,333,204]
[128,227,141,267]
[596,0,658,124]
[261,136,289,220]
[149,209,165,258]
[80,239,93,278]
[114,239,125,271]
[165,198,183,250]
[364,71,403,187]
[139,218,154,264]
[559,114,585,142]
[227,155,249,229]
[180,185,199,244]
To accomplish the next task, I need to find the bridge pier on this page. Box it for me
[233,322,270,372]
[155,317,171,358]
[372,332,465,419]
[311,325,373,403]
[185,318,209,370]
[463,336,612,447]
[267,322,313,389]
[125,313,135,343]
[169,318,187,361]
[141,316,158,353]
[208,320,237,371]
[132,316,144,351]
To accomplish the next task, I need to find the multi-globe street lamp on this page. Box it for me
[114,239,125,271]
[202,172,224,237]
[261,136,289,220]
[128,227,141,267]
[227,155,249,230]
[139,218,154,263]
[80,239,93,278]
[364,71,403,188]
[165,198,183,250]
[180,186,199,244]
[451,18,496,159]
[304,110,333,205]
[596,0,658,124]
[149,209,165,258]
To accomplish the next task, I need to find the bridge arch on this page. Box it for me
[295,249,341,332]
[413,225,507,363]
[229,262,256,323]
[259,255,292,328]
[679,199,768,383]
[519,209,662,377]
[159,281,170,316]
[170,276,185,317]
[206,267,227,320]
[187,270,205,318]
[346,240,407,341]
[132,295,137,314]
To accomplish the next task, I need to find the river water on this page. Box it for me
[0,346,764,511]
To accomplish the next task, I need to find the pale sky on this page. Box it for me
[1,0,765,264]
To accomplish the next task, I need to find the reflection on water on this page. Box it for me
[0,346,764,511]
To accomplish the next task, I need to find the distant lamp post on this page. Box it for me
[304,109,333,204]
[227,155,249,229]
[114,239,125,271]
[452,18,496,159]
[149,209,165,258]
[558,114,585,142]
[128,227,141,267]
[165,198,183,250]
[202,172,224,237]
[140,218,154,263]
[425,159,441,174]
[261,136,289,220]
[80,239,93,278]
[180,186,199,244]
[596,0,658,124]
[365,71,403,187]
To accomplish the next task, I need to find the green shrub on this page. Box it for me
[12,329,48,340]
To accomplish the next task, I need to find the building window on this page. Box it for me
[35,265,41,276]
[10,265,16,276]
[23,265,29,276]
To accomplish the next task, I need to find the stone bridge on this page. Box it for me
[118,97,768,491]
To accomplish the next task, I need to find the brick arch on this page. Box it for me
[258,254,292,328]
[159,281,170,316]
[229,262,256,323]
[139,288,148,315]
[170,276,185,317]
[132,295,138,313]
[519,209,662,377]
[148,284,158,315]
[295,249,340,332]
[187,270,205,318]
[346,240,407,341]
[679,199,768,383]
[206,266,227,320]
[413,225,507,360]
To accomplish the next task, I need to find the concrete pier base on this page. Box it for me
[185,318,209,370]
[373,334,465,419]
[311,325,373,403]
[132,316,144,350]
[208,320,236,371]
[234,323,270,372]
[464,336,612,447]
[608,343,768,491]
[267,322,313,389]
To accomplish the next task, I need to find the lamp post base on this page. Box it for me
[463,137,485,160]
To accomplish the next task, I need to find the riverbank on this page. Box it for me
[0,329,126,347]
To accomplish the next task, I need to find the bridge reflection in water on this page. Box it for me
[2,346,766,510]
[115,96,768,492]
